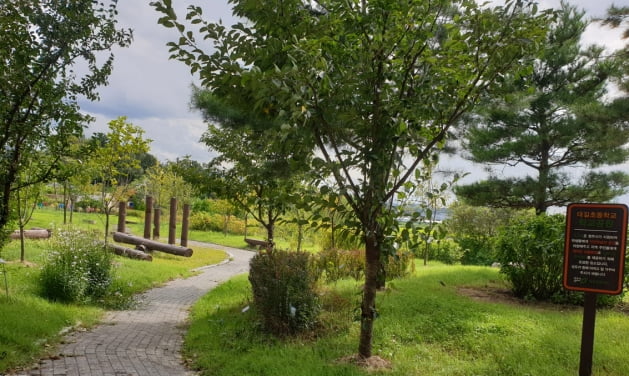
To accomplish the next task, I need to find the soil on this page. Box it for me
[457,286,629,315]
[336,354,392,372]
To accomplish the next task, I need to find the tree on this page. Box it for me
[89,117,151,244]
[198,109,308,246]
[600,5,629,93]
[0,0,132,248]
[13,166,46,262]
[153,0,549,359]
[456,3,629,214]
[138,164,195,211]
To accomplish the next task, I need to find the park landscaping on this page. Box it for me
[1,208,628,375]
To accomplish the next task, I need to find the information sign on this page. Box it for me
[563,203,628,295]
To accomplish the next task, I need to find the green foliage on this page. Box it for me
[248,250,320,336]
[496,214,624,306]
[429,239,464,265]
[313,248,365,283]
[313,247,414,283]
[189,212,246,235]
[458,3,629,214]
[0,0,132,247]
[39,229,114,303]
[445,203,522,265]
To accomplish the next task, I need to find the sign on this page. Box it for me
[563,203,628,295]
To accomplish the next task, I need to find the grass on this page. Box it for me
[183,263,629,376]
[0,208,228,373]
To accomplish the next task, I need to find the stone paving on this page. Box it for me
[11,243,254,376]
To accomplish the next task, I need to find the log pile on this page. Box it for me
[112,232,193,257]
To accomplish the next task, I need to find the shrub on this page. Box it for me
[446,203,522,265]
[385,249,415,280]
[496,214,624,307]
[314,248,365,283]
[189,212,246,235]
[40,229,114,303]
[429,239,463,264]
[248,250,320,336]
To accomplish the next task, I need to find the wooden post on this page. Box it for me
[153,208,160,240]
[117,201,126,233]
[168,197,177,245]
[144,196,152,239]
[181,203,190,247]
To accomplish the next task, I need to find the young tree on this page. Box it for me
[89,117,151,244]
[200,118,307,246]
[456,3,629,214]
[0,0,132,248]
[153,0,549,359]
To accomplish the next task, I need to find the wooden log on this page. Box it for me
[10,229,51,240]
[108,244,153,261]
[112,232,193,257]
[144,196,152,239]
[168,197,177,245]
[181,203,190,247]
[245,238,270,249]
[117,201,127,233]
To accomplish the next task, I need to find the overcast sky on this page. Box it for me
[81,0,628,166]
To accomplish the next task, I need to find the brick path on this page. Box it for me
[11,243,254,376]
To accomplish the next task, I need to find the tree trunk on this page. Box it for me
[358,233,380,358]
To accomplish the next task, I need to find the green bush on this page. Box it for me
[40,229,114,303]
[248,250,320,336]
[314,248,365,283]
[429,239,463,264]
[189,212,246,235]
[496,214,624,307]
[385,249,415,280]
[446,203,521,265]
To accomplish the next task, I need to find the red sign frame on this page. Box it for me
[563,203,628,295]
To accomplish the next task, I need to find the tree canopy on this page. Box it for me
[0,0,132,244]
[456,2,629,214]
[153,0,550,359]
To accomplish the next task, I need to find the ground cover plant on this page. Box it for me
[0,209,227,373]
[183,263,629,376]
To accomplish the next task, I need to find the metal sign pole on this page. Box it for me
[579,292,597,376]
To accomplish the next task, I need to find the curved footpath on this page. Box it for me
[12,243,255,376]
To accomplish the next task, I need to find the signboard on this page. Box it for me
[563,203,628,295]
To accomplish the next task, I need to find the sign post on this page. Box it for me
[564,203,628,376]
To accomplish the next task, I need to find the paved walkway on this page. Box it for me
[12,243,255,376]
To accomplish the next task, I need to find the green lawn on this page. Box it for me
[183,263,629,376]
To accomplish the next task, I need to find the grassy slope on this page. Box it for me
[184,264,629,376]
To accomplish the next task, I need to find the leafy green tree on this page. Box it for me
[456,3,629,214]
[88,117,151,243]
[138,164,195,211]
[198,114,308,246]
[0,0,132,248]
[153,0,549,359]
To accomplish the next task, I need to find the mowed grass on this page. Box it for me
[183,263,629,376]
[0,209,228,373]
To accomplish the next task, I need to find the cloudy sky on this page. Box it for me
[80,0,628,165]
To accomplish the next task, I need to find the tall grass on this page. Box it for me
[184,264,629,376]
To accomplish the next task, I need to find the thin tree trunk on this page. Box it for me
[358,233,380,358]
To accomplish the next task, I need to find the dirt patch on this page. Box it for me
[336,354,392,372]
[457,286,521,305]
[457,286,629,314]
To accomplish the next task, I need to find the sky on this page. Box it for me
[81,0,628,169]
